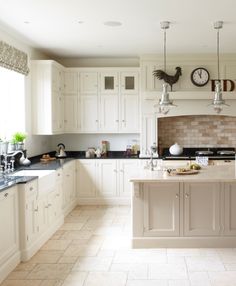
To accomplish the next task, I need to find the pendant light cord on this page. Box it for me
[217,28,220,81]
[164,28,166,73]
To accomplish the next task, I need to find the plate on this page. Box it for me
[173,169,199,175]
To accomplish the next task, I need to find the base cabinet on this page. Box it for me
[0,186,19,283]
[77,159,139,203]
[132,181,236,247]
[143,183,180,237]
[184,182,220,236]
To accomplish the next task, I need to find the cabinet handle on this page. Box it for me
[45,206,48,209]
[48,203,52,207]
[175,194,179,199]
[34,207,38,212]
[122,120,125,122]
[96,120,98,123]
[113,169,117,172]
[4,192,8,197]
[57,173,61,176]
[30,187,34,191]
[56,194,60,197]
[120,170,124,172]
[116,120,119,122]
[66,174,70,177]
[185,193,189,198]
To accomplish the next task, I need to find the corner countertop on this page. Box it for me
[130,164,236,183]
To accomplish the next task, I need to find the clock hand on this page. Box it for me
[198,70,202,78]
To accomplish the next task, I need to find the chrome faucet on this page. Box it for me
[149,143,158,171]
[3,150,23,172]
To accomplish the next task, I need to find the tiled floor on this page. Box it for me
[2,205,236,286]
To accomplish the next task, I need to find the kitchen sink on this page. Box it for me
[9,169,56,192]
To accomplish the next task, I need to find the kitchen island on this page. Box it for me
[131,163,236,248]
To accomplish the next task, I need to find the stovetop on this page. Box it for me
[162,147,236,160]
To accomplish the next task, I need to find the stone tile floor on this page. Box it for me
[1,205,236,286]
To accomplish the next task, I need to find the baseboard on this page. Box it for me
[21,215,64,261]
[0,251,21,284]
[63,200,78,216]
[132,236,236,248]
[77,197,130,205]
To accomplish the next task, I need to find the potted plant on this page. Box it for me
[12,132,27,150]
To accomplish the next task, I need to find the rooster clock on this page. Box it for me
[153,67,182,91]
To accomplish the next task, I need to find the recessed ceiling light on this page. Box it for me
[23,21,30,24]
[104,21,122,27]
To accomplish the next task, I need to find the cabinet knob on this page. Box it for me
[185,193,189,198]
[116,120,119,122]
[34,207,38,212]
[175,194,179,199]
[96,120,98,123]
[56,194,60,197]
[48,203,52,207]
[30,187,34,191]
[4,192,8,197]
[57,173,61,177]
[120,170,124,172]
[122,120,125,122]
[113,169,117,172]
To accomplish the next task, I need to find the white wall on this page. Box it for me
[0,27,52,157]
[50,134,140,151]
[55,57,139,67]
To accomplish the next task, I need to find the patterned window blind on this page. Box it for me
[0,41,29,75]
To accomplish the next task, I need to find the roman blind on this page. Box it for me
[0,41,29,75]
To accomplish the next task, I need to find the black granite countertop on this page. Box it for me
[0,175,37,193]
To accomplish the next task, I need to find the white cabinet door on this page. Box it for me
[64,71,78,94]
[0,186,19,266]
[62,161,76,212]
[37,197,48,235]
[55,169,63,218]
[100,72,119,94]
[120,94,139,132]
[80,95,98,132]
[119,160,139,197]
[184,182,220,236]
[80,72,98,94]
[224,182,236,235]
[77,160,97,198]
[25,194,38,245]
[97,160,118,197]
[143,183,180,237]
[121,72,139,94]
[100,94,119,132]
[52,91,64,133]
[64,95,78,132]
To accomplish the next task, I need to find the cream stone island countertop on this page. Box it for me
[130,161,236,183]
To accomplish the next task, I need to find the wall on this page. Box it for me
[55,57,139,67]
[158,115,236,149]
[50,134,140,151]
[0,26,52,157]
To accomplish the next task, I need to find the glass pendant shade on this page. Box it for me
[154,83,176,115]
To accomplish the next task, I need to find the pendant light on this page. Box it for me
[210,21,229,113]
[154,21,176,115]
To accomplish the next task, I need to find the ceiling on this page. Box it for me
[0,0,236,58]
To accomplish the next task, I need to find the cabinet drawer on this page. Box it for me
[25,180,38,197]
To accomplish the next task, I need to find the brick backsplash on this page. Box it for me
[158,115,236,149]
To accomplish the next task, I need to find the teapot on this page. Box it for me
[169,143,183,156]
[56,143,67,158]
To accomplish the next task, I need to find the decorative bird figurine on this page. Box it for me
[153,66,182,91]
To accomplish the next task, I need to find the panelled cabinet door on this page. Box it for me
[52,65,63,92]
[64,96,78,132]
[25,195,38,245]
[64,71,78,94]
[100,72,119,94]
[119,160,139,197]
[120,94,139,132]
[37,197,48,234]
[80,72,98,94]
[52,91,64,133]
[80,95,98,132]
[224,182,236,235]
[0,187,19,265]
[97,160,118,197]
[121,72,139,94]
[184,182,220,236]
[100,94,119,132]
[77,160,97,198]
[143,183,180,237]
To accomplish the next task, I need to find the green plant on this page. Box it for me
[12,132,27,143]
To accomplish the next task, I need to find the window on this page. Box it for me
[0,66,25,140]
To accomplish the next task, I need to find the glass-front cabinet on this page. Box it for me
[121,72,139,94]
[100,72,119,94]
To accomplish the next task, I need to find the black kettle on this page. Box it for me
[56,143,67,158]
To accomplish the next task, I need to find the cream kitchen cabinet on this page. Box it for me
[224,182,236,236]
[79,69,139,133]
[62,160,77,215]
[77,159,139,204]
[31,60,64,134]
[143,183,180,237]
[183,182,221,236]
[0,186,19,284]
[64,70,79,132]
[18,173,64,261]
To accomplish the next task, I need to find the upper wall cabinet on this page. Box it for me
[31,60,64,135]
[79,69,140,133]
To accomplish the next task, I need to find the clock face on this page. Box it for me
[191,68,210,87]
